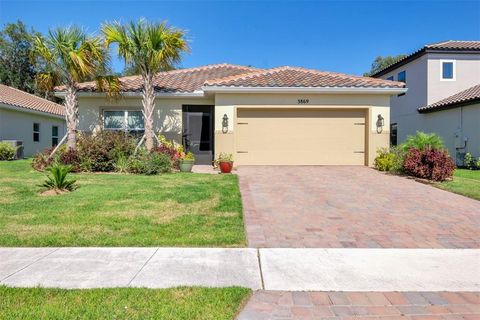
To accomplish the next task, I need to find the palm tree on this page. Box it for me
[32,27,107,151]
[102,19,188,151]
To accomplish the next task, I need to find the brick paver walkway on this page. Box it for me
[237,291,480,319]
[239,166,480,248]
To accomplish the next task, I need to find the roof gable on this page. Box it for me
[0,84,64,117]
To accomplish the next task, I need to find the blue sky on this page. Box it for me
[1,0,479,75]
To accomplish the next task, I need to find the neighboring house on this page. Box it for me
[371,40,480,162]
[0,84,66,157]
[55,64,406,166]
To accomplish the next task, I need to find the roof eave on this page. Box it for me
[54,90,206,98]
[202,86,407,95]
[418,97,480,113]
[0,102,65,119]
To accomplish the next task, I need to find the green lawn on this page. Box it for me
[436,169,480,200]
[0,286,250,320]
[0,160,246,246]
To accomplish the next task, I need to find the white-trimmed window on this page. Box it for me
[441,60,456,81]
[33,123,40,142]
[52,126,59,146]
[103,110,144,133]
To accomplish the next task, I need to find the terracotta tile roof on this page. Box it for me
[0,84,64,117]
[371,40,480,77]
[425,40,480,50]
[56,64,261,93]
[418,84,480,113]
[204,66,405,88]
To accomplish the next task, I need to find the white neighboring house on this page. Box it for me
[0,84,66,157]
[371,40,480,163]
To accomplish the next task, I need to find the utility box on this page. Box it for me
[454,129,466,149]
[1,140,24,159]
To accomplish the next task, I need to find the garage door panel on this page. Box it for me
[236,108,366,165]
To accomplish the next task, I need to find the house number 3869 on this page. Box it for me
[297,99,309,104]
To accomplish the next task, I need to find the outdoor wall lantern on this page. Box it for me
[376,114,385,133]
[222,114,229,133]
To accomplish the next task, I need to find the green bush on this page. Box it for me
[0,142,16,161]
[374,147,405,172]
[127,151,172,175]
[401,131,445,151]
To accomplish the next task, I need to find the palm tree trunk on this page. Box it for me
[142,72,155,151]
[64,83,78,151]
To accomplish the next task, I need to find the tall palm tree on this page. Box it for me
[102,19,188,151]
[32,27,107,151]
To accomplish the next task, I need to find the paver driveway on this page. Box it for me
[238,166,480,248]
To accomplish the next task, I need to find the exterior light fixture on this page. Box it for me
[376,114,385,133]
[222,114,229,133]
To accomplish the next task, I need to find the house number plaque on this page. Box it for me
[297,99,309,104]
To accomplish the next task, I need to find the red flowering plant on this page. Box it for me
[154,135,183,168]
[403,147,455,181]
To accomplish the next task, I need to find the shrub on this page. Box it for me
[42,162,77,191]
[143,152,172,175]
[464,152,480,170]
[32,148,55,171]
[77,131,136,172]
[374,147,405,172]
[0,142,16,160]
[59,149,82,172]
[402,131,445,151]
[114,155,129,173]
[374,148,396,171]
[126,151,171,175]
[154,135,182,168]
[403,148,455,181]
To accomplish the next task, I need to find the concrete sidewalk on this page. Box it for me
[0,248,478,291]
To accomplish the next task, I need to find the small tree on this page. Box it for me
[364,55,407,77]
[102,19,188,151]
[32,27,107,151]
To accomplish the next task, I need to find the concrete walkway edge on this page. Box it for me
[0,248,478,291]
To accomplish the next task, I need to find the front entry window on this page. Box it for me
[104,110,144,133]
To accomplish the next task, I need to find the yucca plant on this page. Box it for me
[42,163,78,191]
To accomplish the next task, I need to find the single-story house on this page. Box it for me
[417,84,480,158]
[55,64,406,166]
[0,84,66,157]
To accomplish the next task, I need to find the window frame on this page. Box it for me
[33,122,40,142]
[440,59,456,81]
[397,70,406,83]
[51,125,59,147]
[386,76,394,81]
[102,110,145,133]
[390,123,398,146]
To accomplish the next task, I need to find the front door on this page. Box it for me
[182,105,214,165]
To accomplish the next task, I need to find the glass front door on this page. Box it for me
[182,105,214,165]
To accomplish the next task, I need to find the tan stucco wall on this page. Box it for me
[76,93,393,166]
[0,107,66,157]
[77,96,214,143]
[214,93,391,166]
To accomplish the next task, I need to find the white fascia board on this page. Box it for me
[54,91,205,99]
[0,103,65,120]
[201,86,408,95]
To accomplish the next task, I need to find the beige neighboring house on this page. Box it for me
[55,64,406,166]
[0,84,66,157]
[371,40,480,163]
